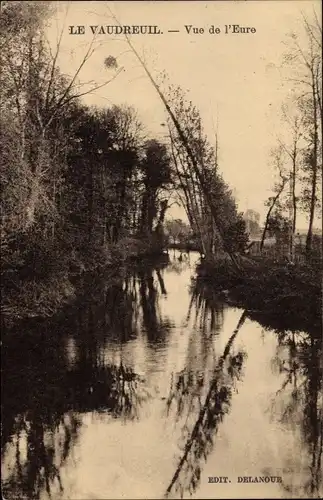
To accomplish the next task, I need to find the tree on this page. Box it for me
[104,19,248,270]
[277,104,304,258]
[1,1,175,322]
[0,0,122,234]
[139,139,172,237]
[283,12,322,256]
[261,145,289,253]
[164,219,191,246]
[243,209,261,237]
[266,210,291,250]
[64,104,145,247]
[165,87,248,259]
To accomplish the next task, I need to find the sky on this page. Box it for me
[46,0,321,229]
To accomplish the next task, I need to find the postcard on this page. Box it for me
[1,1,322,499]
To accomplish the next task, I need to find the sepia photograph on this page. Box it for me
[1,0,322,499]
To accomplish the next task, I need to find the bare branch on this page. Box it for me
[44,11,66,110]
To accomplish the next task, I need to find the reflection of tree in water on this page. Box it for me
[2,355,150,499]
[269,328,323,498]
[165,306,248,499]
[2,318,151,499]
[166,261,186,275]
[104,277,141,342]
[246,308,320,340]
[137,267,173,344]
[166,279,228,424]
[164,251,192,276]
[2,412,80,500]
[66,360,151,420]
[2,257,173,500]
[2,332,82,500]
[188,278,226,336]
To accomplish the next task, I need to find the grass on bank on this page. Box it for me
[196,255,321,334]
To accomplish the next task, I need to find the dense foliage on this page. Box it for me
[0,2,174,322]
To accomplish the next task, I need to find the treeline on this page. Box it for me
[0,1,248,322]
[262,12,322,260]
[0,2,173,321]
[113,34,249,266]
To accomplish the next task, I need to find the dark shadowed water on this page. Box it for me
[1,251,322,499]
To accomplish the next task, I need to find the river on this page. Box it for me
[1,250,322,499]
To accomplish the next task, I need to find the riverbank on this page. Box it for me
[196,257,321,335]
[1,237,168,330]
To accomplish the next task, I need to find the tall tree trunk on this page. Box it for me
[51,176,56,241]
[114,169,129,242]
[292,151,297,235]
[140,190,149,235]
[306,77,319,256]
[290,159,297,262]
[87,163,94,245]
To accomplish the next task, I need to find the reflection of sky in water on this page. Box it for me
[1,251,322,500]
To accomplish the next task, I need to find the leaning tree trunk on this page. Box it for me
[260,178,287,252]
[122,34,242,273]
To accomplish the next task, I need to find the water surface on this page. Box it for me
[2,251,322,499]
